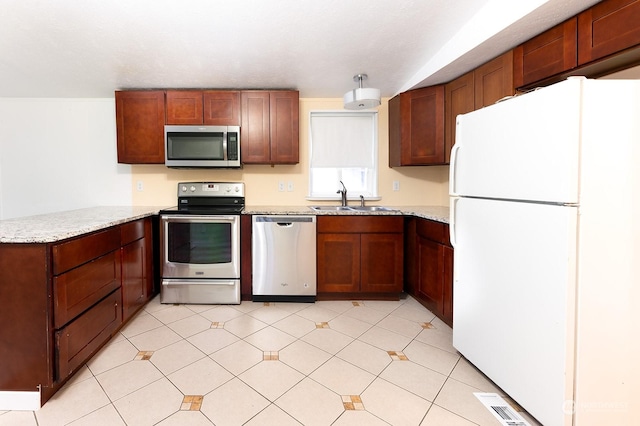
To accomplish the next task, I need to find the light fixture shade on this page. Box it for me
[343,87,381,110]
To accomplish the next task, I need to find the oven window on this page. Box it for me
[168,222,232,264]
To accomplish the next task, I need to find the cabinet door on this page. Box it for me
[270,91,299,164]
[389,85,445,166]
[317,233,360,293]
[578,0,640,65]
[122,238,146,321]
[241,91,271,163]
[442,245,453,327]
[403,218,417,295]
[360,233,403,293]
[474,51,514,109]
[444,72,474,164]
[115,91,166,164]
[416,235,443,315]
[514,18,577,88]
[56,289,122,381]
[204,91,241,125]
[166,91,203,124]
[240,215,253,301]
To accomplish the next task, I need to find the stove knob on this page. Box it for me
[225,187,231,192]
[190,186,196,192]
[181,186,187,193]
[235,186,240,192]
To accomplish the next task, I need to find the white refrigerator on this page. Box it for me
[449,77,639,426]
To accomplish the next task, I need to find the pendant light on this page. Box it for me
[343,74,381,110]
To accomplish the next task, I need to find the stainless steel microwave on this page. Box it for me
[165,125,241,168]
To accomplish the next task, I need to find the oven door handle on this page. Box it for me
[162,215,238,222]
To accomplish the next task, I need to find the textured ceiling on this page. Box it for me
[0,0,600,98]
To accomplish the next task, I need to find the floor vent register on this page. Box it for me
[474,393,532,426]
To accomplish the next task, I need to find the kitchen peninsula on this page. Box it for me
[0,204,450,410]
[0,206,162,410]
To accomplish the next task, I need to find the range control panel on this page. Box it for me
[177,182,244,197]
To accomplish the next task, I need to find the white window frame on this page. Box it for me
[307,110,379,201]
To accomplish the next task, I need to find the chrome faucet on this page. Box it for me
[360,195,365,207]
[337,181,348,206]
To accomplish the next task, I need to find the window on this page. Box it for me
[308,111,378,199]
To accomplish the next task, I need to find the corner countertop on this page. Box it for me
[0,205,450,244]
[0,206,166,244]
[243,205,450,224]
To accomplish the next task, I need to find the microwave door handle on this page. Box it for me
[222,129,228,161]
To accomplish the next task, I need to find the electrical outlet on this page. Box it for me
[136,180,144,191]
[393,181,400,191]
[287,181,294,192]
[278,181,285,192]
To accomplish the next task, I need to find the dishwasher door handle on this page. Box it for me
[254,216,315,223]
[277,222,293,227]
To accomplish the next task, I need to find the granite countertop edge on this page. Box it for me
[243,205,450,223]
[0,206,167,244]
[0,205,449,244]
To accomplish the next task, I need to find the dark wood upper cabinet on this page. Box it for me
[270,91,299,164]
[444,71,474,163]
[241,91,271,163]
[241,90,299,165]
[166,90,203,124]
[513,18,578,88]
[474,50,514,109]
[115,91,166,164]
[578,0,640,66]
[166,90,241,125]
[203,91,241,125]
[389,85,445,166]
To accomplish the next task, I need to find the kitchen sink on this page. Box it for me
[350,206,397,212]
[309,205,398,212]
[309,206,354,211]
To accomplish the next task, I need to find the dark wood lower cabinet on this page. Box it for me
[121,218,153,321]
[56,289,122,380]
[405,217,454,327]
[317,233,361,293]
[0,217,156,406]
[317,216,403,299]
[240,215,253,301]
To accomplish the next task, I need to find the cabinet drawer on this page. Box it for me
[317,216,403,233]
[52,227,120,275]
[56,289,122,381]
[121,219,145,246]
[53,251,121,328]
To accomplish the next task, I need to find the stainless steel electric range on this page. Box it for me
[159,182,244,304]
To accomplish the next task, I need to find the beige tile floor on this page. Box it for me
[0,295,541,426]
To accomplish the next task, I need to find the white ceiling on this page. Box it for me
[0,0,601,99]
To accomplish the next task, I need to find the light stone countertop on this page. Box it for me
[243,205,450,223]
[0,205,449,244]
[0,206,166,243]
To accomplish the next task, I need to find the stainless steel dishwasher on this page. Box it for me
[252,215,316,302]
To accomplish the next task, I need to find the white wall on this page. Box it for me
[0,98,131,219]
